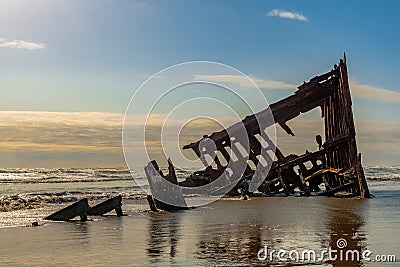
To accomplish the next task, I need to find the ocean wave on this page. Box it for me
[0,177,137,184]
[0,167,193,184]
[366,175,400,181]
[0,169,29,174]
[0,166,398,183]
[0,167,147,184]
[364,166,400,181]
[0,190,147,212]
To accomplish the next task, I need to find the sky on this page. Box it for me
[0,0,399,167]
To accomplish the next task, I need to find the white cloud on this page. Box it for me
[0,111,122,127]
[350,83,400,103]
[267,9,308,22]
[194,75,297,89]
[0,38,45,50]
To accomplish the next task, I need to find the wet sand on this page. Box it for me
[0,189,399,266]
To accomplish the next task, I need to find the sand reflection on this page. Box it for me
[147,212,181,265]
[145,198,369,266]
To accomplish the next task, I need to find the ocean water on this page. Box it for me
[0,167,195,227]
[0,166,399,227]
[0,166,399,266]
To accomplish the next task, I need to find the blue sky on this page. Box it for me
[1,0,399,113]
[0,0,399,167]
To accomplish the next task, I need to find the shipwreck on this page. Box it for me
[145,55,370,211]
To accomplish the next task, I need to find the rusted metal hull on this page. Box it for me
[144,160,189,211]
[145,56,370,211]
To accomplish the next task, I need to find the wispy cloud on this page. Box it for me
[0,111,398,167]
[0,38,45,50]
[194,75,296,89]
[350,83,400,103]
[0,111,122,151]
[0,112,123,167]
[194,75,400,103]
[267,9,308,22]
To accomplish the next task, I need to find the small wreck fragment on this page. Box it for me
[44,198,90,221]
[44,196,124,221]
[145,55,370,211]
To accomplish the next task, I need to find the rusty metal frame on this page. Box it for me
[145,55,370,208]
